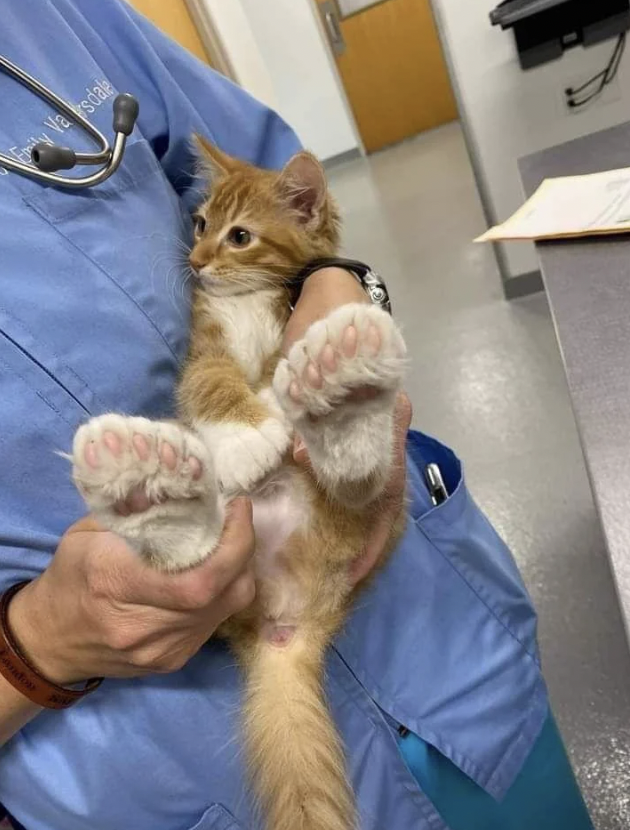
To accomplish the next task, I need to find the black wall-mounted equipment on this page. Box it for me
[490,0,630,69]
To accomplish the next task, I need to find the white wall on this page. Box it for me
[433,0,630,279]
[200,0,278,110]
[200,0,360,161]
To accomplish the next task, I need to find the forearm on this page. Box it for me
[0,672,41,746]
[0,580,52,746]
[282,267,369,354]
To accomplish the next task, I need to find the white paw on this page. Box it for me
[272,304,406,502]
[73,414,210,505]
[72,414,224,570]
[273,303,406,423]
[196,416,291,496]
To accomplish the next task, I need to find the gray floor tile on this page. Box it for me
[328,122,630,829]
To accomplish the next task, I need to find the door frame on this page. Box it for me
[183,0,364,163]
[307,0,365,157]
[184,0,238,80]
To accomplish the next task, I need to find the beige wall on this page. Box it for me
[197,0,360,160]
[127,0,213,66]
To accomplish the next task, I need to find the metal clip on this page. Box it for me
[425,463,449,506]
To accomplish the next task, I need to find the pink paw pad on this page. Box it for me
[103,431,122,457]
[84,441,99,468]
[365,323,381,355]
[304,361,323,389]
[132,433,150,461]
[187,455,203,480]
[159,441,177,470]
[341,324,358,357]
[320,343,338,373]
[289,380,303,403]
[114,487,153,516]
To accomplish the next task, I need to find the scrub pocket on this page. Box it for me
[334,430,548,800]
[0,326,89,565]
[188,805,246,830]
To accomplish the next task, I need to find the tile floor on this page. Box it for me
[327,122,630,830]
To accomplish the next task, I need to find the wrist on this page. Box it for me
[7,579,77,687]
[0,668,43,746]
[301,266,369,304]
[283,266,369,353]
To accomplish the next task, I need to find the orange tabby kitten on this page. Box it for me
[72,138,407,830]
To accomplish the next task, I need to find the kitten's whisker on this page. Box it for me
[212,731,242,759]
[132,230,191,253]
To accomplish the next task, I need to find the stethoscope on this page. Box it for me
[0,53,139,189]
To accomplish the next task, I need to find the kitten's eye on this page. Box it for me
[193,214,206,236]
[226,226,252,247]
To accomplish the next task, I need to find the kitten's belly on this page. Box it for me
[251,479,308,622]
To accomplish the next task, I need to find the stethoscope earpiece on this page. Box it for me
[112,93,140,137]
[31,144,76,173]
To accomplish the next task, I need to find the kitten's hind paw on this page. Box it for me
[72,414,224,570]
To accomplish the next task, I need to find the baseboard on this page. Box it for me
[503,270,544,300]
[322,148,363,169]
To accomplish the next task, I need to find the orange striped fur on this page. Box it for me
[179,138,404,830]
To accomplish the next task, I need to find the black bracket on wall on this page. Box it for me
[490,0,630,69]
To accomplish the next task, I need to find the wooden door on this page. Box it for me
[128,0,214,66]
[316,0,457,153]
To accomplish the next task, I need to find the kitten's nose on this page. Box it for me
[189,249,204,273]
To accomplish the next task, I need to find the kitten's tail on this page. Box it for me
[243,631,356,830]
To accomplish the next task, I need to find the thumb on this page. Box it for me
[202,497,256,591]
[65,515,109,535]
[221,497,254,545]
[147,497,256,608]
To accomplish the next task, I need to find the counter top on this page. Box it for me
[520,121,630,641]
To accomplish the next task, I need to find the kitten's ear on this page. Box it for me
[193,134,238,180]
[277,152,327,223]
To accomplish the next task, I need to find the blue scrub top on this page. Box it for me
[0,3,548,829]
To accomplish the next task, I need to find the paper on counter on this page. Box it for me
[475,167,630,242]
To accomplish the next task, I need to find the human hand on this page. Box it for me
[8,499,255,685]
[294,392,412,587]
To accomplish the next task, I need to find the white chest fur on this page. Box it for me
[207,291,284,383]
[252,475,310,622]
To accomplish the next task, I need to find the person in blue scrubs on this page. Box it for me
[0,2,594,829]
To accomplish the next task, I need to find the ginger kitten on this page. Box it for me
[71,138,407,830]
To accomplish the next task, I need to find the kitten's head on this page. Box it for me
[189,136,340,296]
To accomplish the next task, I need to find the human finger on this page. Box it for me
[148,498,255,610]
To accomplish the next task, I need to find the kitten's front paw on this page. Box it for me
[273,303,406,422]
[72,414,223,570]
[273,304,407,503]
[196,417,291,496]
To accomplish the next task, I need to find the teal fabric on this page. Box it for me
[398,711,593,830]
